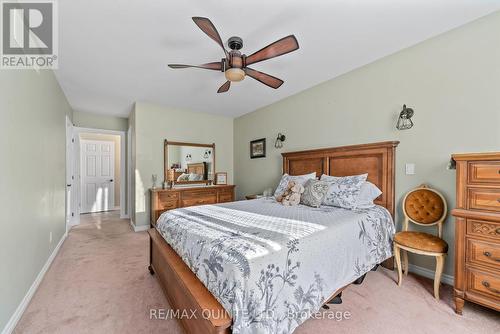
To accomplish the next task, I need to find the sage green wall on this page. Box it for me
[73,111,128,131]
[132,102,234,227]
[0,70,73,330]
[234,11,500,277]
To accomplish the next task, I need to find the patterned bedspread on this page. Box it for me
[156,198,394,334]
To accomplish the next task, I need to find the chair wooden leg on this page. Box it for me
[394,244,403,286]
[434,254,445,299]
[402,250,409,276]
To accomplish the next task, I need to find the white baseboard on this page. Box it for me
[129,220,149,232]
[120,213,130,219]
[1,232,67,334]
[134,224,150,232]
[407,263,454,286]
[68,220,79,227]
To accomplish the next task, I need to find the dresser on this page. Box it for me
[451,153,500,314]
[150,185,235,226]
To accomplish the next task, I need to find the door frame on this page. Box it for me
[65,116,75,231]
[73,127,128,223]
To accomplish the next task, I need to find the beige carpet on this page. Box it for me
[15,212,499,334]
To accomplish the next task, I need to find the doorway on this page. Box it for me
[71,127,127,225]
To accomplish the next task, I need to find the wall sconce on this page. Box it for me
[275,133,286,149]
[396,104,415,130]
[203,149,212,159]
[185,154,192,161]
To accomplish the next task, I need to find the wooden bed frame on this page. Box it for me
[148,140,399,334]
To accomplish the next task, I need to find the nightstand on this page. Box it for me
[245,194,263,200]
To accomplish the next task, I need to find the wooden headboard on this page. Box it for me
[282,141,399,217]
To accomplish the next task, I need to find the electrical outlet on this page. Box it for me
[49,231,53,244]
[405,163,415,175]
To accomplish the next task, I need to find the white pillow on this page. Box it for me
[274,172,316,199]
[355,182,382,209]
[320,173,368,209]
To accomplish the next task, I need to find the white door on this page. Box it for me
[65,116,74,229]
[81,139,115,213]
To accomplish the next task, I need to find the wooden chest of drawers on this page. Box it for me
[150,185,235,226]
[452,153,500,314]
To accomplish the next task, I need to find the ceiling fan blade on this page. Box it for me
[217,81,231,93]
[245,68,284,89]
[168,62,222,71]
[245,35,299,66]
[192,17,229,58]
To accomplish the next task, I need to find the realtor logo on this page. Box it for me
[1,0,58,69]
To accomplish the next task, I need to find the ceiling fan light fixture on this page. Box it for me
[225,68,245,82]
[169,17,300,93]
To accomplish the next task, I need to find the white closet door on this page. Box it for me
[81,140,115,213]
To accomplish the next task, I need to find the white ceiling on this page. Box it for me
[55,0,500,118]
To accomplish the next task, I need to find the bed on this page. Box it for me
[148,141,399,334]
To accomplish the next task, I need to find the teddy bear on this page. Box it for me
[276,180,305,206]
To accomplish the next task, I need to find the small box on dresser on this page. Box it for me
[451,152,500,315]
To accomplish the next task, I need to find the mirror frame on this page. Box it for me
[164,140,216,186]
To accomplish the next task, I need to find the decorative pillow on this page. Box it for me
[356,182,382,209]
[300,179,330,208]
[274,172,316,199]
[321,173,368,209]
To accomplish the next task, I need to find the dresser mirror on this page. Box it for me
[164,140,215,186]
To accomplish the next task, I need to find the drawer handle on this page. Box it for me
[497,228,500,235]
[483,251,500,262]
[482,281,500,294]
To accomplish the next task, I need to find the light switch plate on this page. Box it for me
[405,163,415,175]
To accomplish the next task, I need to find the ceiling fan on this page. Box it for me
[168,17,299,93]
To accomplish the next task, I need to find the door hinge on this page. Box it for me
[72,138,75,143]
[71,212,74,217]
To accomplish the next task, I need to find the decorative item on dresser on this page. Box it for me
[150,185,235,226]
[215,172,227,185]
[451,152,500,315]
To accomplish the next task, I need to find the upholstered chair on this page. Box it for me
[394,184,448,299]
